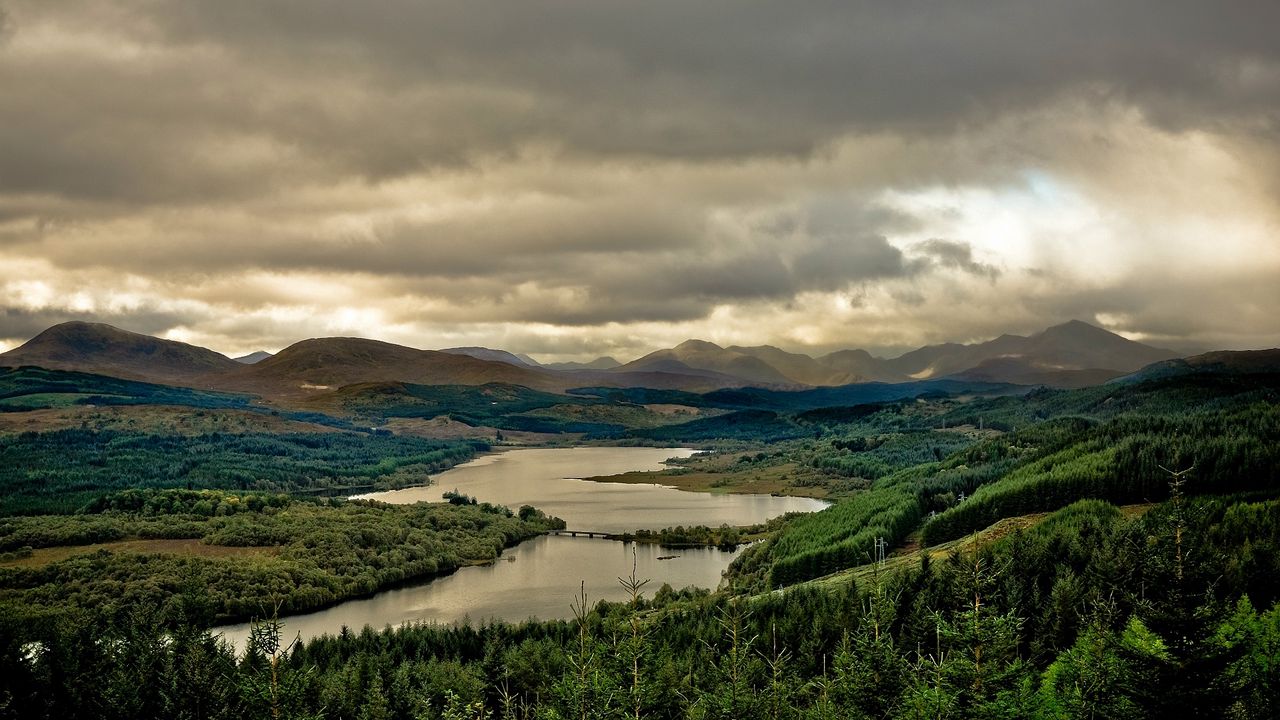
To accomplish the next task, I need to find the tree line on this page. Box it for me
[3,494,1277,718]
[0,429,485,514]
[0,489,564,627]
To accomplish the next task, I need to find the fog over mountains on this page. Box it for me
[0,319,1187,397]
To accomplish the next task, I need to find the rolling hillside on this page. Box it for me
[0,322,241,383]
[220,337,561,397]
[0,324,765,398]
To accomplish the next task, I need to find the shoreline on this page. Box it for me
[580,468,830,499]
[352,443,700,502]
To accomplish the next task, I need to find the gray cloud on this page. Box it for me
[4,1,1279,202]
[0,306,193,345]
[916,240,1000,279]
[0,0,1277,355]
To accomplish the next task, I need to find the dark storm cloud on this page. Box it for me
[0,306,193,344]
[4,0,1279,201]
[353,225,915,327]
[585,232,911,323]
[916,240,1000,279]
[163,1,1280,142]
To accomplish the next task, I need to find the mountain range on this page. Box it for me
[0,319,1190,398]
[604,320,1178,389]
[540,357,622,371]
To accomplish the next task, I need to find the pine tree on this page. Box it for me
[692,599,762,720]
[831,580,908,718]
[239,611,321,720]
[616,549,651,720]
[547,583,620,720]
[1036,621,1144,720]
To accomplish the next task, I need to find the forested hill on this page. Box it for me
[0,430,486,515]
[0,365,253,412]
[729,369,1280,589]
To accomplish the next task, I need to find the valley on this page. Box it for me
[214,445,825,650]
[1,320,1278,719]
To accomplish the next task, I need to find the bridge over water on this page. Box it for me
[549,529,614,539]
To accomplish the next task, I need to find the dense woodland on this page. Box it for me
[0,430,484,515]
[3,495,1278,719]
[730,375,1280,589]
[0,366,254,412]
[0,489,563,626]
[0,365,1277,717]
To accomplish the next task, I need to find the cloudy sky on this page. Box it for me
[1,1,1278,361]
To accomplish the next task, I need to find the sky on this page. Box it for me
[1,1,1278,362]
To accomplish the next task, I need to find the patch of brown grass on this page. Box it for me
[0,405,343,436]
[381,416,572,444]
[583,462,829,498]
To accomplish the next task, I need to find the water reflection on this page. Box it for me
[357,446,827,533]
[216,535,739,650]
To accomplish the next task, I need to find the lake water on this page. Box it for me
[354,446,825,533]
[214,446,828,649]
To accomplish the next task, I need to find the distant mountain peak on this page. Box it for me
[31,321,155,349]
[674,339,724,351]
[1041,319,1116,337]
[618,339,796,385]
[1033,320,1174,353]
[543,356,622,371]
[440,346,536,367]
[234,350,273,364]
[45,320,115,333]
